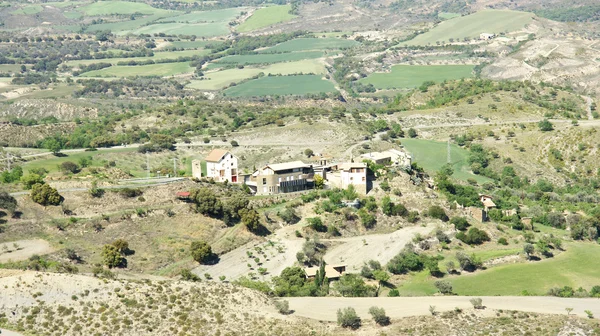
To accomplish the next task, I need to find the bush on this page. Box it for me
[497,237,509,245]
[387,250,425,274]
[358,209,376,229]
[31,183,62,206]
[369,306,390,326]
[274,300,291,314]
[180,269,201,282]
[470,297,484,309]
[337,307,361,329]
[455,227,490,245]
[538,119,554,132]
[307,217,327,232]
[450,217,470,231]
[101,244,123,268]
[456,252,482,272]
[428,205,449,222]
[21,174,44,190]
[434,280,453,295]
[191,240,213,264]
[278,207,300,224]
[388,289,399,297]
[118,188,143,198]
[59,161,80,174]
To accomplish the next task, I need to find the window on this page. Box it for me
[262,178,266,185]
[290,176,294,181]
[362,177,366,182]
[350,177,353,181]
[278,177,282,183]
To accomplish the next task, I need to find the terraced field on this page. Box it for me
[66,50,209,67]
[404,10,534,45]
[237,5,296,32]
[211,51,325,67]
[85,12,181,33]
[360,65,474,89]
[223,75,336,97]
[188,59,326,90]
[261,37,359,52]
[79,62,193,77]
[160,40,212,50]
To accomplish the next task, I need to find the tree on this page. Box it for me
[31,184,61,206]
[190,188,222,217]
[112,239,129,254]
[314,174,324,189]
[369,306,390,326]
[60,161,80,174]
[455,227,490,245]
[0,192,17,215]
[538,119,554,132]
[408,128,417,138]
[44,138,62,154]
[241,209,261,232]
[191,240,213,264]
[450,217,470,231]
[337,307,361,329]
[428,205,449,222]
[358,209,376,229]
[456,252,482,272]
[334,274,376,297]
[434,280,453,294]
[523,243,535,259]
[21,174,44,190]
[304,149,314,157]
[101,244,123,268]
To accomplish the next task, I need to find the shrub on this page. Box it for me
[358,209,376,229]
[434,280,453,295]
[470,297,484,309]
[428,205,449,222]
[497,237,508,245]
[31,183,62,206]
[450,217,470,231]
[307,217,327,232]
[191,240,213,264]
[274,300,291,314]
[21,174,44,190]
[337,307,361,329]
[538,119,554,132]
[118,188,143,198]
[388,289,399,297]
[456,227,490,245]
[456,252,482,272]
[101,244,123,268]
[369,306,390,326]
[59,161,80,174]
[180,269,201,282]
[278,207,300,224]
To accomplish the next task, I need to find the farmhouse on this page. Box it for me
[361,149,411,167]
[339,162,368,194]
[192,149,239,183]
[245,161,314,195]
[305,264,346,280]
[361,152,392,165]
[480,33,496,40]
[480,194,496,211]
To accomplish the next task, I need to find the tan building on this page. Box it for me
[305,264,346,280]
[339,162,367,194]
[192,149,239,183]
[246,161,314,195]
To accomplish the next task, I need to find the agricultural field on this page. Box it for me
[210,51,326,66]
[80,1,165,15]
[438,12,461,20]
[236,5,296,32]
[158,8,244,23]
[401,138,491,183]
[65,49,209,67]
[188,59,326,90]
[11,4,43,15]
[223,74,336,97]
[125,22,230,37]
[159,40,212,50]
[79,62,193,77]
[360,65,474,89]
[404,10,534,45]
[260,37,359,53]
[84,12,182,33]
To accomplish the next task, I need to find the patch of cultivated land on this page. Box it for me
[127,22,230,37]
[158,8,244,23]
[85,12,182,33]
[223,74,336,97]
[404,10,534,46]
[401,138,491,183]
[160,40,211,50]
[261,37,359,52]
[211,51,326,66]
[188,59,326,90]
[79,62,193,77]
[81,1,165,15]
[237,5,297,32]
[66,50,209,67]
[360,65,475,89]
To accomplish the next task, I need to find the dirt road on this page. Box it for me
[0,329,24,336]
[0,239,54,263]
[288,296,600,321]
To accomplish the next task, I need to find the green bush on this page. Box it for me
[369,306,390,326]
[31,183,62,206]
[456,227,490,245]
[498,237,509,245]
[450,217,470,231]
[428,205,449,222]
[306,217,327,232]
[337,307,361,329]
[190,240,213,264]
[434,280,453,294]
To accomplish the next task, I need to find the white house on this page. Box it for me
[193,149,239,183]
[339,162,367,194]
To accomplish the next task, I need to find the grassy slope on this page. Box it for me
[223,75,335,97]
[261,38,359,52]
[81,1,165,15]
[85,12,182,33]
[11,4,43,15]
[405,10,533,45]
[237,5,296,32]
[401,138,491,183]
[158,8,243,23]
[127,22,229,37]
[80,62,193,77]
[360,65,474,89]
[188,59,326,90]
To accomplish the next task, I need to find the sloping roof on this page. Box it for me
[338,162,367,171]
[176,191,190,198]
[266,161,311,172]
[483,199,496,208]
[205,149,229,163]
[304,265,345,279]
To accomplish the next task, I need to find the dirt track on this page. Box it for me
[0,239,54,263]
[288,296,600,321]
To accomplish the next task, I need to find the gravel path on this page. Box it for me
[288,296,600,321]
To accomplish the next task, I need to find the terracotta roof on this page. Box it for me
[266,161,311,172]
[176,191,190,197]
[205,149,229,163]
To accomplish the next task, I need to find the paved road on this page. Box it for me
[288,296,600,321]
[9,177,184,196]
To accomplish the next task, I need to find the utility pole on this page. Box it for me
[146,152,150,178]
[447,139,451,164]
[172,158,178,177]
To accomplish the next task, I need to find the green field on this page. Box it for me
[401,138,491,183]
[80,62,193,77]
[11,4,43,15]
[81,1,165,15]
[0,64,24,72]
[85,12,181,33]
[126,22,229,37]
[405,10,534,45]
[160,40,211,50]
[64,11,83,19]
[66,49,208,67]
[261,38,359,53]
[188,59,326,90]
[237,5,296,32]
[22,148,136,175]
[359,65,474,89]
[158,8,243,23]
[223,75,336,97]
[438,12,461,20]
[212,51,325,66]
